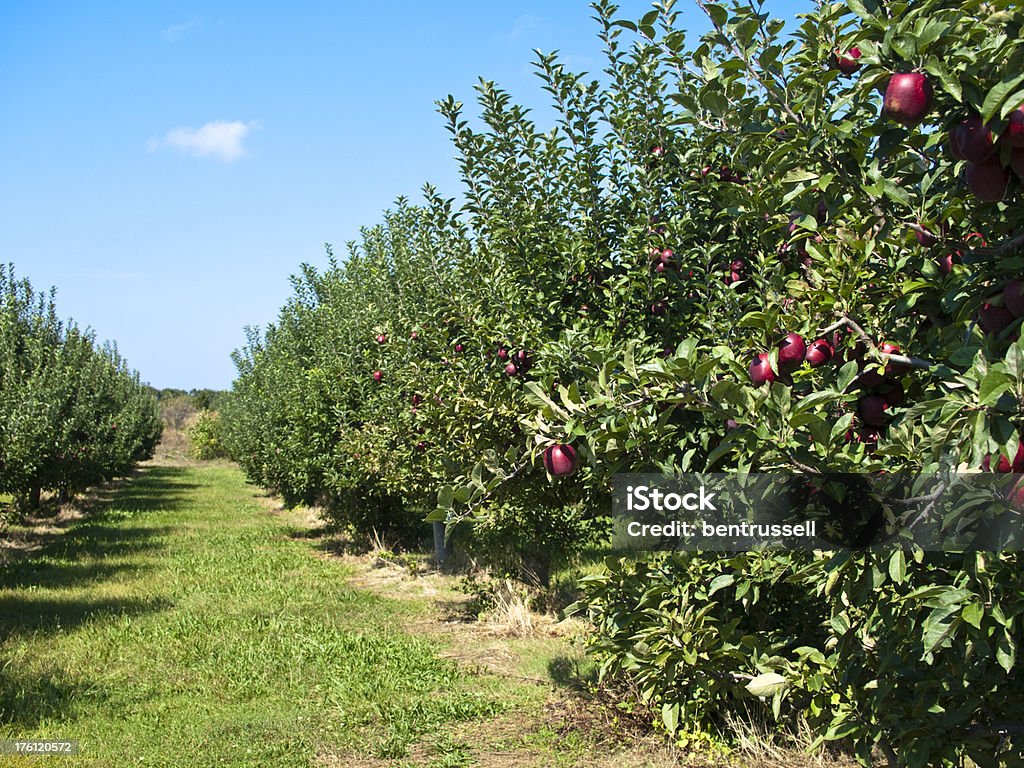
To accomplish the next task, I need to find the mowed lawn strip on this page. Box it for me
[0,463,511,768]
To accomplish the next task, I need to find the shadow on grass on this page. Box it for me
[548,654,599,691]
[0,465,189,726]
[0,663,109,729]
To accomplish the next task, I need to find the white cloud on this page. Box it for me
[161,18,203,42]
[148,120,258,162]
[504,14,544,41]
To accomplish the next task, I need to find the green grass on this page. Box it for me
[0,464,513,767]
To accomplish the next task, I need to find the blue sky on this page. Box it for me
[0,1,809,391]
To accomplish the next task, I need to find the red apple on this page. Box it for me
[372,370,383,383]
[914,225,938,247]
[749,353,775,386]
[937,252,955,276]
[1004,106,1024,148]
[857,369,886,390]
[504,362,518,377]
[543,444,578,477]
[651,145,665,158]
[804,338,834,367]
[454,343,465,353]
[411,393,423,406]
[986,441,1024,473]
[835,47,862,75]
[410,331,419,340]
[953,114,996,164]
[1005,280,1024,319]
[376,333,387,344]
[979,302,1015,335]
[883,73,934,127]
[858,394,890,427]
[880,380,905,407]
[778,333,806,369]
[966,159,1009,202]
[949,132,967,161]
[879,342,908,377]
[1011,148,1024,179]
[497,347,509,361]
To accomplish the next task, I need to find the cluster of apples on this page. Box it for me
[949,109,1024,202]
[977,279,1024,337]
[748,332,835,386]
[497,346,533,377]
[835,44,1022,203]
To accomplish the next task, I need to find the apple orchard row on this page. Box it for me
[221,2,1024,764]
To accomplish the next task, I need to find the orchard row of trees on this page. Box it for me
[223,1,1024,764]
[0,265,161,510]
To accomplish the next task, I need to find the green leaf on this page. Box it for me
[659,701,680,734]
[978,370,1013,406]
[982,73,1024,123]
[888,550,907,584]
[746,672,789,698]
[837,361,859,393]
[436,485,454,510]
[996,631,1015,674]
[704,2,728,27]
[708,573,735,596]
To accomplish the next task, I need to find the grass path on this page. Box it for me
[0,463,568,767]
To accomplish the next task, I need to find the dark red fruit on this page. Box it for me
[410,331,419,340]
[650,145,665,158]
[966,159,1009,202]
[915,225,938,247]
[1004,106,1024,148]
[749,353,775,386]
[372,370,383,383]
[504,362,518,377]
[879,342,908,377]
[949,133,967,161]
[1011,148,1024,179]
[985,441,1024,473]
[804,338,834,367]
[543,444,578,477]
[376,334,387,344]
[858,394,890,427]
[880,380,905,408]
[979,303,1015,335]
[883,73,934,127]
[857,369,886,390]
[835,47,862,75]
[778,333,806,368]
[411,393,423,406]
[1005,280,1024,319]
[497,348,509,361]
[454,343,465,353]
[1007,478,1024,510]
[937,252,955,276]
[953,114,996,164]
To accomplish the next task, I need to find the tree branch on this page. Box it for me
[819,316,932,369]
